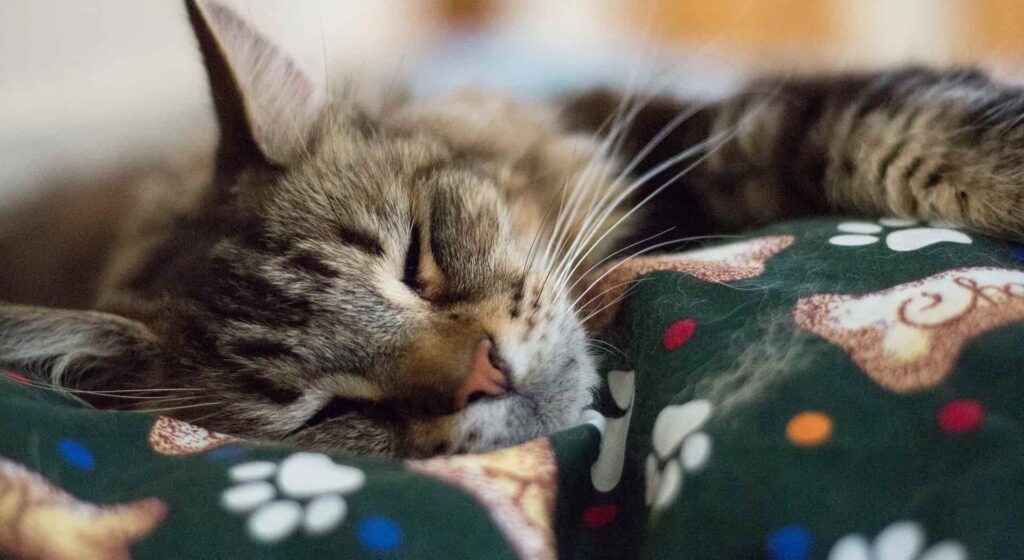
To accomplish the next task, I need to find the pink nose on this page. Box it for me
[454,339,509,409]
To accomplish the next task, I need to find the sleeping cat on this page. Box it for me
[1,0,1023,457]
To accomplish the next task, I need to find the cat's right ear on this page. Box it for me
[185,0,323,170]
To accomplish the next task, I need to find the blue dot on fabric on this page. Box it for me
[1011,245,1024,262]
[204,445,246,461]
[359,516,403,552]
[57,439,95,470]
[765,525,813,560]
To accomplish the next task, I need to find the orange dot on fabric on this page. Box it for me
[786,412,833,446]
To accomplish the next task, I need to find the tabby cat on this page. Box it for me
[1,0,1022,457]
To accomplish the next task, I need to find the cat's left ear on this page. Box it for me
[186,0,323,168]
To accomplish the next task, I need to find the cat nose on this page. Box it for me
[454,338,509,409]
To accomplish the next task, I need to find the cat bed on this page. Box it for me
[2,216,1023,560]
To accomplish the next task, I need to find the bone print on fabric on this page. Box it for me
[793,267,1024,392]
[583,236,794,332]
[0,458,166,560]
[590,370,636,493]
[407,438,558,560]
[149,416,237,455]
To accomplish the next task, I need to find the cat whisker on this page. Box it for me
[540,118,651,298]
[551,100,711,289]
[131,401,226,414]
[551,128,720,288]
[539,147,614,286]
[543,58,704,273]
[108,397,210,411]
[561,233,739,299]
[185,409,228,425]
[535,202,570,301]
[547,227,675,302]
[587,339,629,361]
[10,378,204,400]
[569,234,724,313]
[554,93,783,292]
[572,277,657,316]
[578,290,640,326]
[524,176,570,280]
[541,85,657,278]
[552,134,728,292]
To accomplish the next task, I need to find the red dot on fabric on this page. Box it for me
[582,503,619,528]
[937,400,985,434]
[663,319,697,350]
[1,370,31,386]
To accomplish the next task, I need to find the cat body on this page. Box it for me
[2,0,1023,457]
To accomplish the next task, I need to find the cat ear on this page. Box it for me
[0,305,160,392]
[186,0,323,168]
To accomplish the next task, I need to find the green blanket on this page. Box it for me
[2,217,1022,560]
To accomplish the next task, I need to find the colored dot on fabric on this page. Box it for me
[1011,245,1024,262]
[57,439,95,470]
[359,516,403,552]
[663,319,697,350]
[765,525,813,560]
[582,503,619,528]
[205,445,246,461]
[937,400,985,434]
[1,370,31,386]
[786,412,833,447]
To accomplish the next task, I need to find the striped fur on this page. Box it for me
[563,67,1024,249]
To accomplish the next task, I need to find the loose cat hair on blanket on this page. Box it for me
[1,0,1023,457]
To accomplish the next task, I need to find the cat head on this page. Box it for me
[0,0,625,457]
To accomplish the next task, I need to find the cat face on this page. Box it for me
[120,116,599,456]
[0,0,618,457]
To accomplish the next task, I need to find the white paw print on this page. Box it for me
[585,370,636,493]
[645,399,713,510]
[221,452,366,544]
[829,218,971,251]
[828,520,968,560]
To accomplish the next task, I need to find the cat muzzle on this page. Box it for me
[453,338,509,409]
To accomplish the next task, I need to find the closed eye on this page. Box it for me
[297,397,399,434]
[302,397,364,429]
[402,224,424,293]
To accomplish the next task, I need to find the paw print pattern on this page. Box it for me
[221,452,366,544]
[828,219,971,251]
[588,370,636,493]
[828,520,967,560]
[645,399,713,510]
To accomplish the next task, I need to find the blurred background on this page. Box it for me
[2,0,1023,206]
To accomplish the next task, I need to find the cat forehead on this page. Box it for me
[256,126,510,225]
[265,121,473,203]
